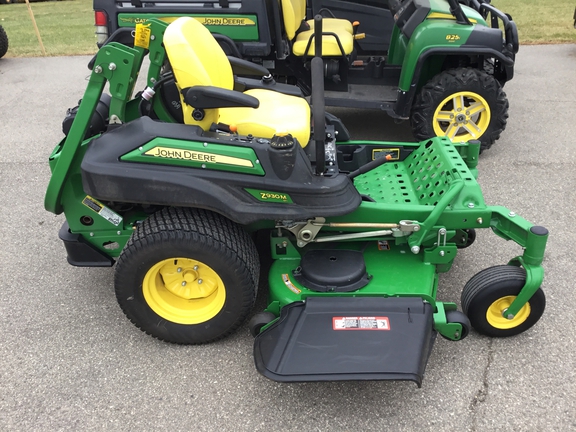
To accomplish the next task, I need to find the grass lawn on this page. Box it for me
[494,0,576,44]
[0,0,96,56]
[0,0,575,57]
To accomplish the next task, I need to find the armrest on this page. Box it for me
[234,77,304,98]
[227,56,270,77]
[182,86,260,109]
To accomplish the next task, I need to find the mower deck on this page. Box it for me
[262,240,449,385]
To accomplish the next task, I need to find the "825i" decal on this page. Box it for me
[446,34,461,42]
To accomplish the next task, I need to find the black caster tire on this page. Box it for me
[248,312,276,337]
[461,265,545,337]
[115,207,259,344]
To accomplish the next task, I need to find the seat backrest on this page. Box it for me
[163,17,234,129]
[280,0,306,40]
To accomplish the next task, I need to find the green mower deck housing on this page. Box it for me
[45,19,547,384]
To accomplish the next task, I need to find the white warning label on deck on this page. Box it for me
[333,316,390,331]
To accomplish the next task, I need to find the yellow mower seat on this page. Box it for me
[281,0,355,56]
[163,17,311,146]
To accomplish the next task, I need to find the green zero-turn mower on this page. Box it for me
[93,0,518,151]
[45,17,547,385]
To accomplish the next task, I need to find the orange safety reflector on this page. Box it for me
[229,124,238,133]
[352,60,364,66]
[353,21,360,26]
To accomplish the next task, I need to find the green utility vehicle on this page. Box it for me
[45,18,546,384]
[93,0,518,150]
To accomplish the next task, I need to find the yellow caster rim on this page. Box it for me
[433,91,491,142]
[142,257,226,325]
[486,295,531,329]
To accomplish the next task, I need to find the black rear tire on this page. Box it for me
[115,207,260,344]
[411,68,508,152]
[0,25,8,59]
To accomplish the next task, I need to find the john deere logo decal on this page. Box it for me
[195,17,256,26]
[145,146,253,167]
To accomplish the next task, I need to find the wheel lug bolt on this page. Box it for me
[193,265,199,271]
[177,267,182,273]
[198,279,203,284]
[181,281,187,286]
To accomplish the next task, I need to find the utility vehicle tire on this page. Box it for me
[115,207,260,344]
[461,265,545,338]
[0,26,8,59]
[411,68,508,152]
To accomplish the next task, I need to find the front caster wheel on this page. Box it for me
[461,266,545,337]
[115,207,259,344]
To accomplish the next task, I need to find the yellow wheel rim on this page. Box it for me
[433,91,491,142]
[486,295,530,329]
[142,258,225,325]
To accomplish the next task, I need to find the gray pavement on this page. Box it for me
[1,45,575,431]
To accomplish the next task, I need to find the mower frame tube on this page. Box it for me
[45,21,169,215]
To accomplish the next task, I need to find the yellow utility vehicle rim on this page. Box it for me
[143,257,225,324]
[486,295,530,329]
[433,91,491,141]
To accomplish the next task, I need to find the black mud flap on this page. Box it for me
[58,222,115,267]
[254,297,436,386]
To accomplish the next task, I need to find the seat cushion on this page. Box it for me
[218,89,311,147]
[306,18,354,34]
[292,28,354,56]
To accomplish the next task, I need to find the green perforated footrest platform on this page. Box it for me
[355,139,478,207]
